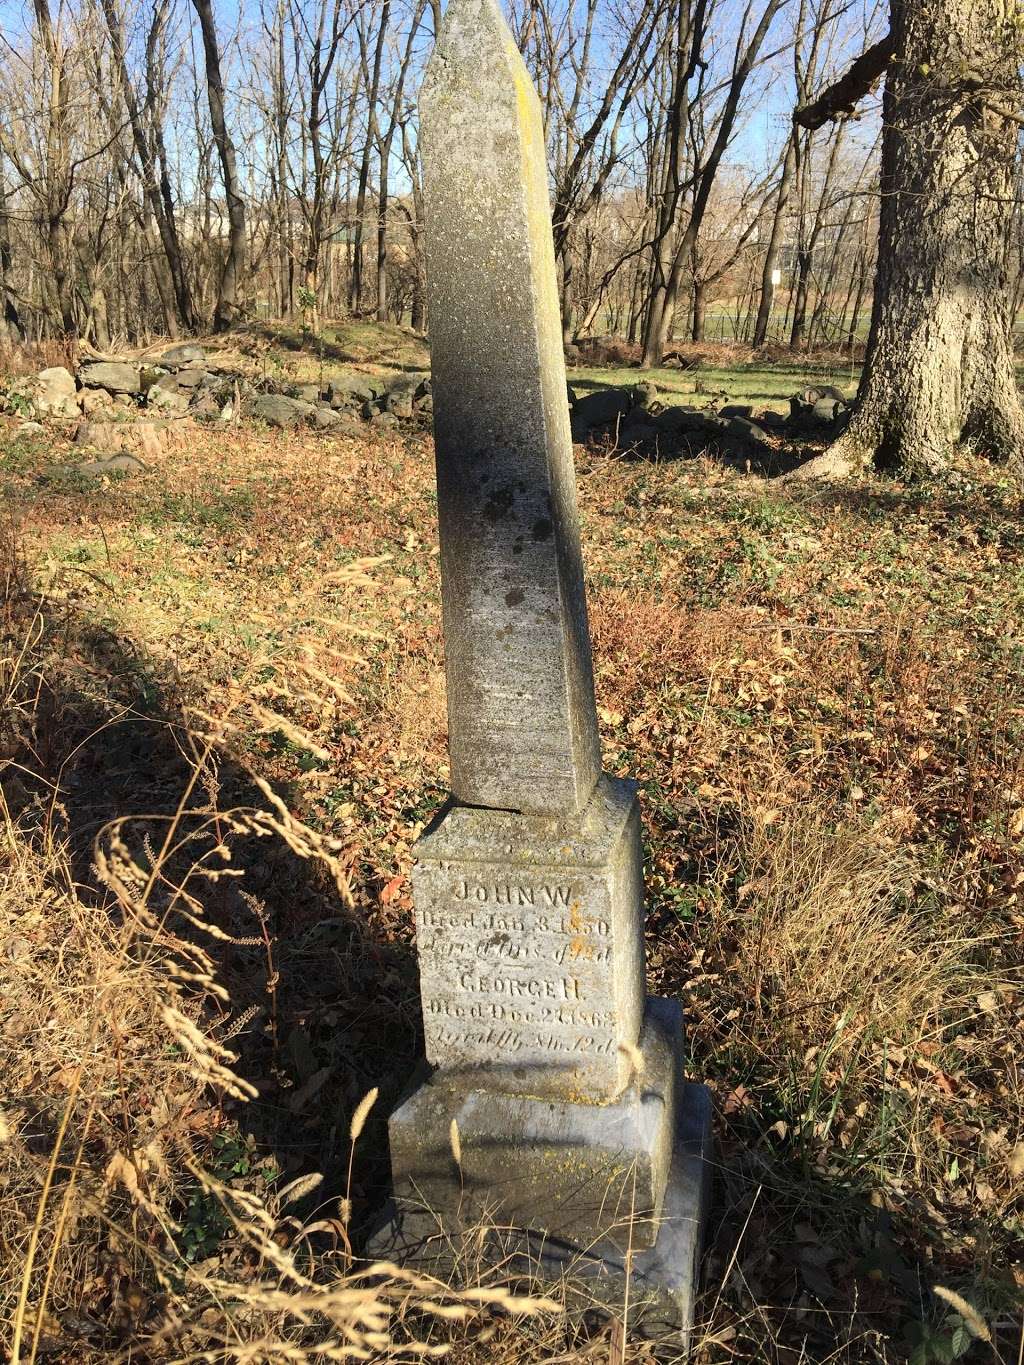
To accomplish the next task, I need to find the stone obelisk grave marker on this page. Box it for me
[375,0,711,1339]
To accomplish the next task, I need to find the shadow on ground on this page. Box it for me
[9,605,422,1243]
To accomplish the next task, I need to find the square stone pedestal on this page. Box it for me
[371,999,712,1346]
[372,779,712,1348]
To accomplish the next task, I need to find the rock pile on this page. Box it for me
[788,384,850,431]
[568,381,775,454]
[4,347,432,438]
[568,379,851,458]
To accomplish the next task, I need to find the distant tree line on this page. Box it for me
[1,0,1022,477]
[0,0,891,352]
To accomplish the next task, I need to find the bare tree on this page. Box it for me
[641,0,789,366]
[190,0,246,331]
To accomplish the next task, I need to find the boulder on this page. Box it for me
[31,367,79,418]
[79,454,147,477]
[383,373,429,419]
[369,410,399,429]
[158,343,206,367]
[570,387,634,440]
[147,378,191,414]
[327,373,385,408]
[79,362,141,395]
[632,381,658,411]
[76,418,171,460]
[80,388,115,416]
[720,403,753,419]
[252,393,315,428]
[296,383,322,404]
[189,393,223,422]
[812,397,845,424]
[800,384,845,405]
[725,416,772,447]
[416,392,434,416]
[48,453,147,480]
[140,366,169,393]
[385,389,415,420]
[653,405,709,436]
[174,367,206,389]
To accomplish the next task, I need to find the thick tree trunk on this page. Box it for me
[796,0,1024,480]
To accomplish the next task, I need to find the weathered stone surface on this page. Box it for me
[174,367,206,389]
[570,387,634,441]
[414,776,645,1098]
[32,367,79,418]
[79,362,141,394]
[376,1077,712,1345]
[654,405,708,436]
[80,388,115,416]
[76,418,167,459]
[49,453,147,479]
[369,410,399,429]
[388,997,680,1250]
[327,373,384,408]
[420,0,600,817]
[812,397,844,423]
[374,0,712,1342]
[725,415,771,446]
[252,393,314,428]
[324,412,366,437]
[158,343,206,366]
[312,405,344,429]
[147,380,191,413]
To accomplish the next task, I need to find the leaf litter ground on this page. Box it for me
[1,370,1022,1363]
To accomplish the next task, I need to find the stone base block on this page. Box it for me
[387,997,680,1251]
[370,1080,712,1348]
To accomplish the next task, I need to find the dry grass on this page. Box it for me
[1,347,1022,1362]
[0,532,572,1363]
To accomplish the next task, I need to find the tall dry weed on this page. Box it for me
[0,534,563,1363]
[729,803,979,1060]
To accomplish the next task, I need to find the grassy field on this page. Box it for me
[1,330,1022,1363]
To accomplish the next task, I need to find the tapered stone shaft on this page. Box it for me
[419,0,601,817]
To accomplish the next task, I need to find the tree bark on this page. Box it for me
[0,168,24,341]
[350,0,390,315]
[691,273,705,342]
[795,0,1024,480]
[191,0,246,332]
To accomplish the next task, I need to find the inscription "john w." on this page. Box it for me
[453,880,572,906]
